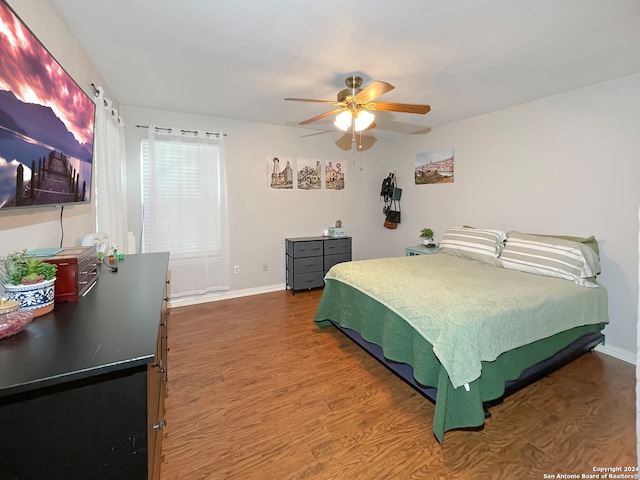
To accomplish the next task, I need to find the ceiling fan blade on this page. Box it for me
[300,131,331,138]
[354,81,394,103]
[335,134,353,151]
[335,133,377,151]
[411,126,432,135]
[299,108,345,125]
[354,135,377,151]
[369,101,431,114]
[285,97,342,105]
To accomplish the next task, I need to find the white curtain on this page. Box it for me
[143,126,229,297]
[92,86,128,252]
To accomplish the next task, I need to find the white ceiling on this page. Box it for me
[51,0,640,137]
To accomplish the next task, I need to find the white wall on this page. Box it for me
[120,106,398,298]
[387,73,640,359]
[0,0,112,252]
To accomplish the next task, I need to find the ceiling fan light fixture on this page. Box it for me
[354,110,374,131]
[334,110,352,131]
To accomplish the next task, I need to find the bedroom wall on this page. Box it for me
[120,106,398,302]
[0,0,113,253]
[383,73,640,360]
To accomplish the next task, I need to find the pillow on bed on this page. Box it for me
[499,231,601,287]
[439,227,507,266]
[525,233,600,257]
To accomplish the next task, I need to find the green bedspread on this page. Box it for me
[314,254,609,442]
[321,254,607,389]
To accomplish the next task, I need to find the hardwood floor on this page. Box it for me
[160,290,636,480]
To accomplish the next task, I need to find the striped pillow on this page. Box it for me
[439,227,507,266]
[500,231,601,287]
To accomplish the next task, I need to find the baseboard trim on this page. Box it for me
[595,343,636,365]
[168,283,286,308]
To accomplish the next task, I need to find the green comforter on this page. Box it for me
[314,254,608,442]
[321,254,607,389]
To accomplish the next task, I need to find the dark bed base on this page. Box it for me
[329,321,604,416]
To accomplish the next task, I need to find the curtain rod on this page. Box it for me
[90,83,108,108]
[135,124,227,138]
[90,84,225,137]
[91,83,123,124]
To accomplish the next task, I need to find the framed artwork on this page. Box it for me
[325,160,345,190]
[268,156,293,189]
[296,157,321,190]
[415,147,454,184]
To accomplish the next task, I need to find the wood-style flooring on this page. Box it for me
[160,290,636,480]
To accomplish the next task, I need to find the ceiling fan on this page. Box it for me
[285,76,431,135]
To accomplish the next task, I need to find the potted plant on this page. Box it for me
[0,250,57,317]
[419,228,436,248]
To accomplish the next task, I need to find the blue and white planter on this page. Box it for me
[3,278,56,317]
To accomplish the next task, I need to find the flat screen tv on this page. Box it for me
[0,0,95,210]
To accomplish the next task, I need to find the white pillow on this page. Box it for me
[499,231,600,287]
[439,227,507,266]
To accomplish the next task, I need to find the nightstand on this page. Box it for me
[405,245,440,256]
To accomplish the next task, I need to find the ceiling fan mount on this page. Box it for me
[337,76,364,102]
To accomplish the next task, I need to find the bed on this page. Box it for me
[313,228,608,443]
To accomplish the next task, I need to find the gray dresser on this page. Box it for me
[285,236,352,293]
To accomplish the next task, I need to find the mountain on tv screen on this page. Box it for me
[0,0,95,210]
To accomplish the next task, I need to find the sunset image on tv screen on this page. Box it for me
[0,0,95,209]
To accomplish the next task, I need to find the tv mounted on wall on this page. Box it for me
[0,0,95,211]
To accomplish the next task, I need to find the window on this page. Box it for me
[140,128,228,296]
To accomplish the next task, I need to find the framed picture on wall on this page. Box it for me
[267,156,293,189]
[325,160,345,190]
[415,147,454,184]
[296,157,321,190]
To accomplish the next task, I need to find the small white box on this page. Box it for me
[328,227,347,237]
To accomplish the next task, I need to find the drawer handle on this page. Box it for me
[153,419,167,430]
[79,281,88,285]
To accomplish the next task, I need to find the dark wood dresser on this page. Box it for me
[41,246,98,302]
[0,252,170,480]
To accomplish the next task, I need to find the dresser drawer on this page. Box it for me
[291,256,323,274]
[288,240,323,258]
[291,272,324,290]
[43,246,98,302]
[324,238,351,255]
[324,253,351,271]
[77,253,98,292]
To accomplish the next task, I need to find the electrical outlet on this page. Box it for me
[233,265,240,274]
[263,263,269,272]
